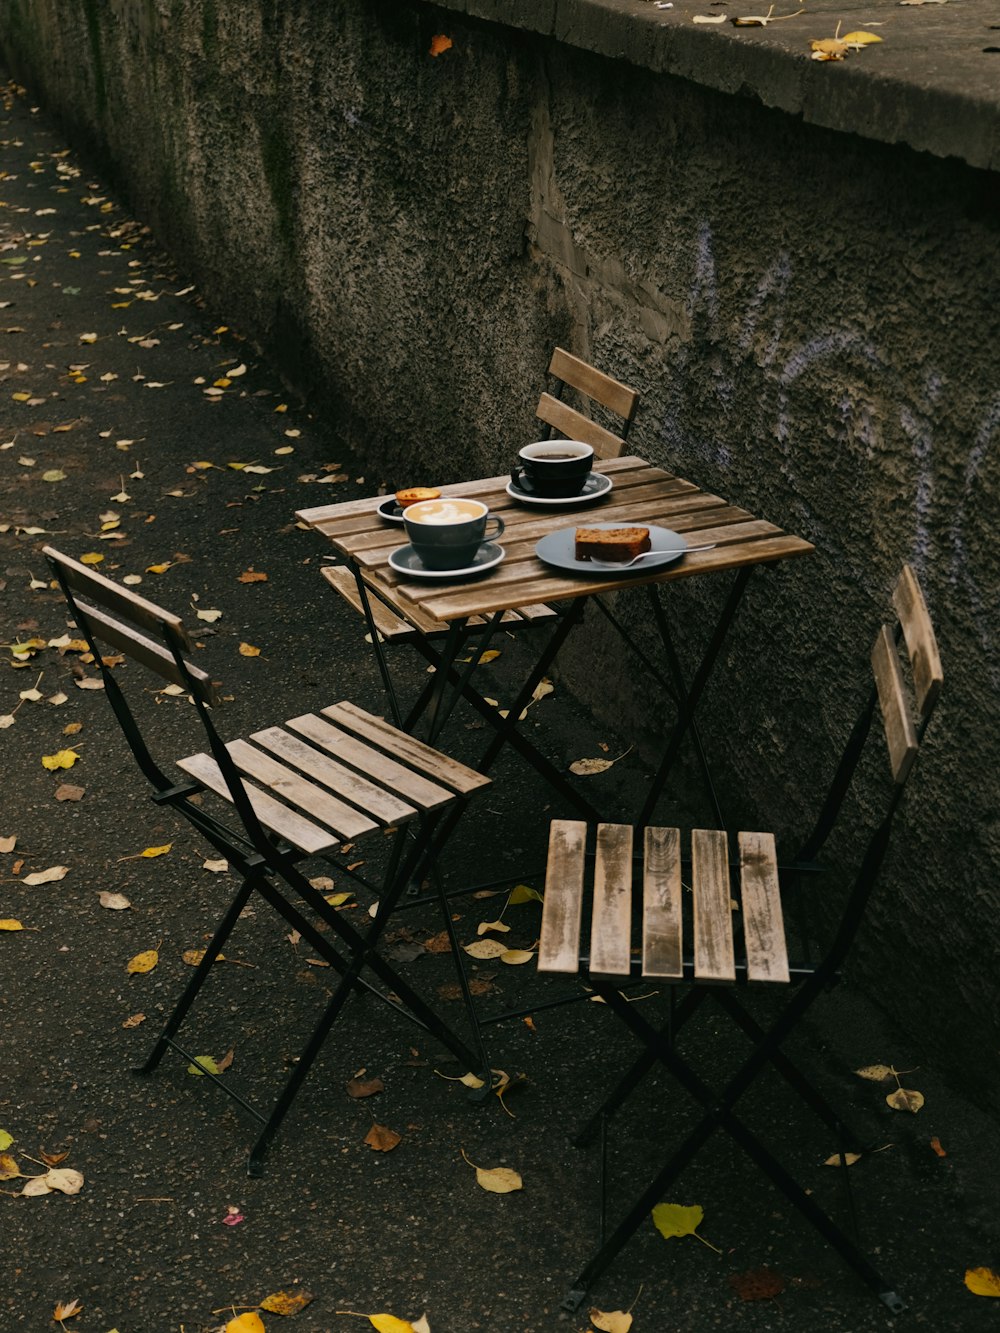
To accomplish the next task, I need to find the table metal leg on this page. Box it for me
[637,567,753,828]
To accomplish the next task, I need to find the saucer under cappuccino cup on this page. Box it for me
[403,497,505,571]
[512,439,594,497]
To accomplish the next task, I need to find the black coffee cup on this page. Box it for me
[403,497,505,571]
[511,439,594,497]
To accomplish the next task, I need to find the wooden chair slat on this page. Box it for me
[226,739,381,841]
[74,603,218,705]
[548,347,639,422]
[287,713,454,812]
[738,832,790,984]
[538,820,588,974]
[641,826,683,978]
[872,625,918,784]
[692,829,736,983]
[322,701,491,796]
[590,823,634,977]
[44,545,192,648]
[251,726,418,826]
[175,752,338,855]
[536,393,624,458]
[892,564,943,720]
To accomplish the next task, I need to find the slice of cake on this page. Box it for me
[575,526,651,563]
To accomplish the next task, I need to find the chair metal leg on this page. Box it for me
[135,873,256,1076]
[563,980,904,1313]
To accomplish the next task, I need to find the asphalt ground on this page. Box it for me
[3,76,1000,1333]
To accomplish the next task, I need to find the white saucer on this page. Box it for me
[505,471,613,507]
[376,497,407,524]
[388,541,505,580]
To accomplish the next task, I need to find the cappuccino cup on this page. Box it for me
[512,439,594,497]
[403,497,505,571]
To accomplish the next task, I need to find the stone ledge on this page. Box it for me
[432,0,1000,171]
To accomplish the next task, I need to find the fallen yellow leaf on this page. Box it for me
[259,1291,314,1316]
[126,948,159,974]
[460,1147,522,1194]
[225,1314,265,1333]
[79,552,103,565]
[0,1152,20,1179]
[140,843,172,858]
[239,642,261,657]
[966,1267,1000,1297]
[0,919,24,931]
[40,747,80,770]
[590,1309,633,1333]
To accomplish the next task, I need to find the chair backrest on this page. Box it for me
[871,564,943,785]
[535,347,640,459]
[44,546,219,706]
[796,564,942,869]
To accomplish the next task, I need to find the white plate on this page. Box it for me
[535,523,687,575]
[388,541,505,580]
[506,470,612,507]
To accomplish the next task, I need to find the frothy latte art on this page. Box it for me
[407,499,485,525]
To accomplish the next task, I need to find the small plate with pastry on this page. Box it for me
[377,487,443,524]
[535,522,688,575]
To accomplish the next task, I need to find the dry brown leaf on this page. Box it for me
[729,1268,786,1301]
[53,1299,83,1322]
[0,835,15,853]
[364,1123,402,1153]
[886,1087,924,1114]
[122,1013,146,1028]
[930,1135,947,1157]
[463,938,508,960]
[98,891,131,911]
[854,1064,894,1081]
[44,1167,84,1194]
[346,1074,385,1099]
[238,569,268,583]
[239,642,261,657]
[822,1151,862,1167]
[23,865,69,886]
[54,783,85,801]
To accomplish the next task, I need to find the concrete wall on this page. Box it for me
[3,0,999,1101]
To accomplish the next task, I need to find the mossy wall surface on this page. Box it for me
[2,0,999,1099]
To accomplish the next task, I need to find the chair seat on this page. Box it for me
[538,820,790,986]
[176,700,491,856]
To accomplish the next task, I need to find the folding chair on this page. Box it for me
[536,564,943,1312]
[320,348,641,707]
[44,546,494,1175]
